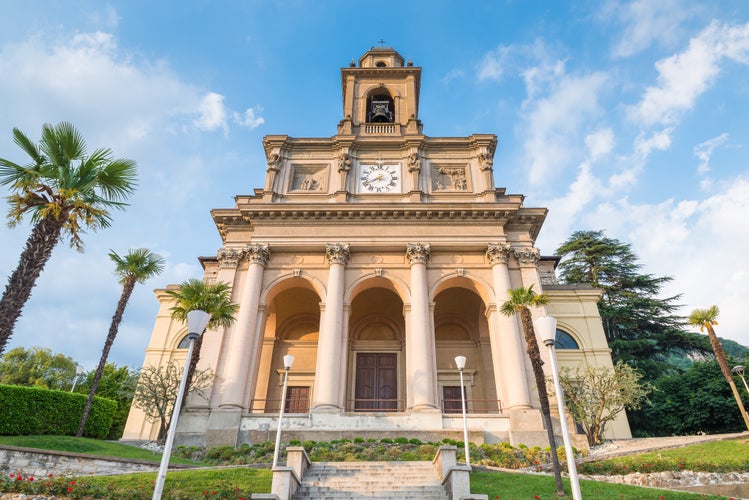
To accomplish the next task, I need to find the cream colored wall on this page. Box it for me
[545,288,632,439]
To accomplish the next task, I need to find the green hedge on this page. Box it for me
[0,384,116,439]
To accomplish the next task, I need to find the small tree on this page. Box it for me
[76,248,164,437]
[131,361,212,444]
[688,305,749,431]
[164,279,237,408]
[556,362,651,446]
[500,285,565,497]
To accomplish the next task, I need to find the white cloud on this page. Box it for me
[604,0,696,58]
[87,3,120,30]
[522,70,608,185]
[630,21,749,126]
[233,105,265,128]
[585,128,615,159]
[694,132,729,174]
[575,177,749,346]
[478,45,512,81]
[195,92,229,133]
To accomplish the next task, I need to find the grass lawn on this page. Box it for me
[578,437,749,474]
[0,436,741,498]
[0,435,204,465]
[471,469,722,499]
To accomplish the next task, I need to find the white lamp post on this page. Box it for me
[272,354,295,468]
[70,365,85,392]
[534,315,582,500]
[152,310,210,500]
[454,355,470,468]
[733,366,749,394]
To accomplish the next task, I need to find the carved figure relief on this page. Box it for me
[432,165,469,191]
[408,151,421,172]
[267,153,281,172]
[338,152,352,172]
[291,165,328,192]
[478,152,494,171]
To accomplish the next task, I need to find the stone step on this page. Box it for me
[292,461,448,500]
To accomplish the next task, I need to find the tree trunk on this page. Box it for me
[0,215,67,354]
[706,325,749,431]
[520,308,566,497]
[180,334,203,411]
[76,276,136,437]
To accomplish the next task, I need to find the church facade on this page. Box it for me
[123,47,631,448]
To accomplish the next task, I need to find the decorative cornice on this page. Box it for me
[513,247,540,266]
[326,243,350,265]
[486,243,512,265]
[406,243,430,265]
[217,247,244,269]
[246,244,271,266]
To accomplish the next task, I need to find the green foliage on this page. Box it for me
[0,346,78,391]
[74,363,138,439]
[556,230,710,379]
[557,361,651,446]
[631,360,746,436]
[0,384,115,438]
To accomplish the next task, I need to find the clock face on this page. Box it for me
[359,164,401,193]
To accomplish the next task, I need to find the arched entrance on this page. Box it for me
[347,286,405,411]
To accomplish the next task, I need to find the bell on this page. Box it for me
[370,101,391,123]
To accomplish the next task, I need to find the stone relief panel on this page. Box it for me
[431,164,470,192]
[290,164,329,192]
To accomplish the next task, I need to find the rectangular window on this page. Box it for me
[284,386,310,413]
[443,386,465,414]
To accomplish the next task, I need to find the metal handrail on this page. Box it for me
[441,399,503,414]
[346,398,405,412]
[248,397,310,414]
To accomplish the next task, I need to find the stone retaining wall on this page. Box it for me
[0,445,163,477]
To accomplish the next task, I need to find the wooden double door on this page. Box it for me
[354,353,398,411]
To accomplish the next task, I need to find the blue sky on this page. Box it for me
[1,1,748,370]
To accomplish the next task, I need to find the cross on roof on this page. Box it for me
[377,38,386,47]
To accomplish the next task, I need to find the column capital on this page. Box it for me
[486,242,512,265]
[513,247,540,266]
[246,244,271,266]
[217,247,244,269]
[326,243,350,265]
[406,243,430,265]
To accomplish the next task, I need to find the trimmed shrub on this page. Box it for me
[0,384,116,438]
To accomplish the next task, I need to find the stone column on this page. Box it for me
[220,244,270,409]
[514,247,542,291]
[487,243,531,409]
[312,243,349,411]
[406,243,439,412]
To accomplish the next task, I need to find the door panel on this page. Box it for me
[355,353,397,411]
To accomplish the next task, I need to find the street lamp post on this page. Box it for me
[454,355,470,467]
[272,354,295,468]
[70,365,85,392]
[152,310,211,500]
[733,366,749,394]
[534,315,582,500]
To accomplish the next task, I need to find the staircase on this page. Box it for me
[292,461,449,499]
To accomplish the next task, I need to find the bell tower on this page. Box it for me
[338,47,423,136]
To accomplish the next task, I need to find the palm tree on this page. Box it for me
[76,248,165,437]
[0,122,137,354]
[500,285,565,497]
[688,305,749,431]
[165,278,238,404]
